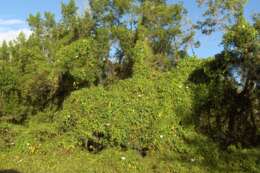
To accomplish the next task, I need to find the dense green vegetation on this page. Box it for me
[0,0,259,172]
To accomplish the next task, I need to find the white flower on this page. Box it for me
[17,159,23,163]
[160,135,164,139]
[121,156,126,160]
[190,158,195,162]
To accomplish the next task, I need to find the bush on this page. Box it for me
[0,49,60,122]
[56,58,203,153]
[0,62,28,122]
[55,38,103,87]
[20,70,59,110]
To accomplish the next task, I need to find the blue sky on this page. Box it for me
[180,0,260,58]
[0,0,259,58]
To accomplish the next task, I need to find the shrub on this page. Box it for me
[55,38,103,87]
[56,58,203,153]
[0,62,28,123]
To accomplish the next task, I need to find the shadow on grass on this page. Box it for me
[0,170,22,173]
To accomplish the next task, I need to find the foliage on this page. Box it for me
[196,0,248,34]
[0,62,27,122]
[56,58,200,153]
[0,0,259,172]
[1,59,260,173]
[131,40,154,77]
[89,0,195,70]
[55,39,103,87]
[192,16,260,146]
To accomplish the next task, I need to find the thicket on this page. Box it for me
[191,16,260,147]
[0,0,259,157]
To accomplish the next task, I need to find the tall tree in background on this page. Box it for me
[136,0,189,56]
[89,0,195,73]
[60,0,79,41]
[196,0,248,34]
[196,0,260,145]
[0,41,9,61]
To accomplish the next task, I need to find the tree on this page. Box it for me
[136,1,188,55]
[61,0,78,27]
[60,0,79,41]
[253,13,260,34]
[197,15,260,146]
[0,41,9,61]
[88,0,194,78]
[196,0,248,34]
[27,12,57,61]
[27,12,43,36]
[89,0,132,28]
[194,0,260,146]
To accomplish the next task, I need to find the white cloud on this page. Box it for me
[0,19,25,26]
[0,28,32,43]
[0,19,31,43]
